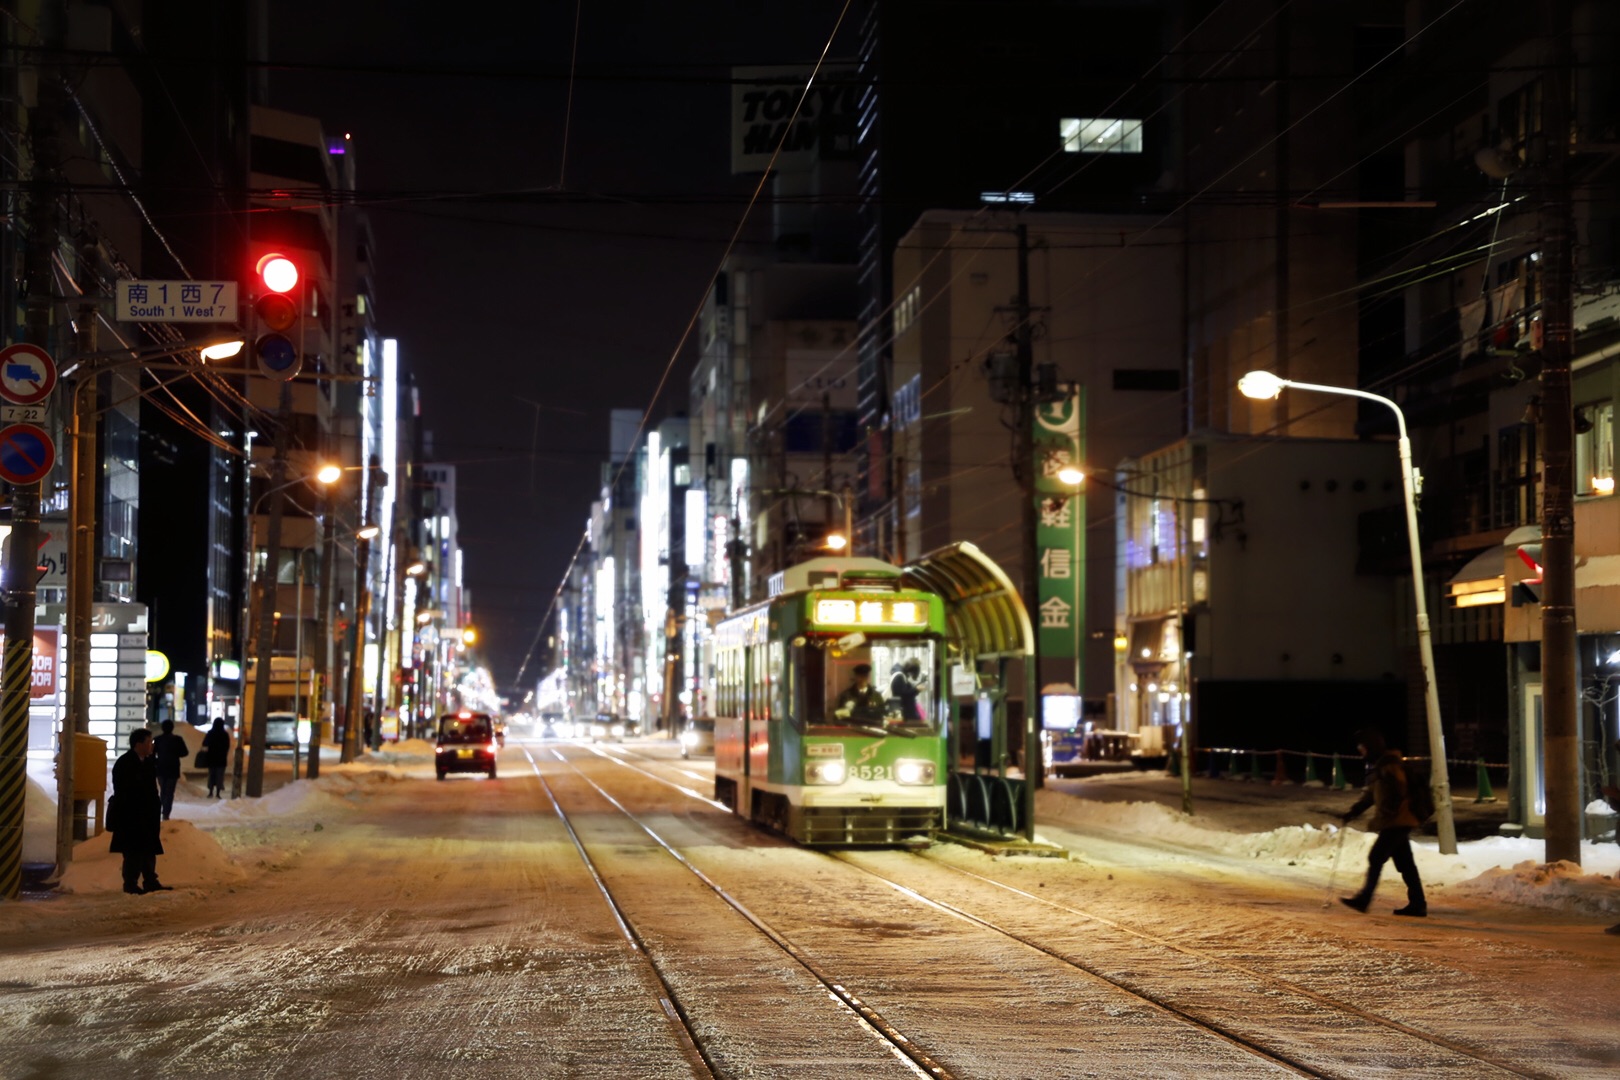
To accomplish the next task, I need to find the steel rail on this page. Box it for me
[542,744,950,1080]
[519,746,717,1079]
[843,854,1547,1080]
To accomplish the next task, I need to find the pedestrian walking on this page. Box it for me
[107,728,170,895]
[152,719,190,821]
[201,717,231,798]
[1339,728,1427,917]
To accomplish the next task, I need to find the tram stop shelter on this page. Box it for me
[903,542,1037,841]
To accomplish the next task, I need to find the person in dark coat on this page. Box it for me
[152,719,190,821]
[201,718,231,798]
[1339,728,1426,917]
[108,728,169,895]
[889,659,925,723]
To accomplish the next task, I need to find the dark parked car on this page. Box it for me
[679,717,715,759]
[435,711,498,780]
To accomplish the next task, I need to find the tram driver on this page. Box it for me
[834,663,890,724]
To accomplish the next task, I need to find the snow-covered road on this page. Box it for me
[1,738,1616,1078]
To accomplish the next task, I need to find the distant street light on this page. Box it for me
[1238,370,1457,854]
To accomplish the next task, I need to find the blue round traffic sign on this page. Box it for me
[0,423,56,485]
[0,343,58,405]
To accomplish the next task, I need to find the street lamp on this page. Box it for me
[1238,370,1457,854]
[55,334,249,872]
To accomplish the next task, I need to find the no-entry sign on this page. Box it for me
[0,423,56,485]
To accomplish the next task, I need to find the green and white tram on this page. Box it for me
[712,557,949,844]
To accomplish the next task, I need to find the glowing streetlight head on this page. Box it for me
[356,524,381,541]
[198,340,245,362]
[1237,370,1287,400]
[461,627,478,646]
[315,463,342,485]
[405,561,427,576]
[1057,466,1085,486]
[824,533,849,551]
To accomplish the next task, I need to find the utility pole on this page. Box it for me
[245,385,293,797]
[1539,0,1580,865]
[371,523,394,750]
[342,460,379,762]
[307,480,336,779]
[1013,222,1043,839]
[2,78,58,900]
[58,232,99,872]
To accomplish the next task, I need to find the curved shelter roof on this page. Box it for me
[903,542,1032,662]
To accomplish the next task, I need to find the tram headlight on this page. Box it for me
[806,760,847,785]
[894,759,936,786]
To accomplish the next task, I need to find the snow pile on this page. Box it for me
[1036,788,1620,917]
[60,819,246,894]
[365,738,436,764]
[22,776,57,865]
[1448,858,1620,916]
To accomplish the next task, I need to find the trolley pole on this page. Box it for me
[1013,222,1041,841]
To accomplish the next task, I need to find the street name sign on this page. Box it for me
[0,343,58,405]
[116,280,238,323]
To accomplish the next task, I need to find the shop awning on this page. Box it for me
[1446,526,1541,608]
[902,542,1032,662]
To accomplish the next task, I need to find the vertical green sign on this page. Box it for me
[1033,388,1085,682]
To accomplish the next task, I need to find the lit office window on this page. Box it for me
[1576,401,1615,496]
[1060,117,1143,154]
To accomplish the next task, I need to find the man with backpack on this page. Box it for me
[1338,727,1428,918]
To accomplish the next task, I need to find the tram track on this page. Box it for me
[570,740,1567,1078]
[523,744,949,1079]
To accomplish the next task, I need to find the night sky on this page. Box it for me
[266,1,851,690]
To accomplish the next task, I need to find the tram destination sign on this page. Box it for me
[116,280,238,323]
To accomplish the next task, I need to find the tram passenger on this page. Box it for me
[834,664,889,723]
[889,659,925,723]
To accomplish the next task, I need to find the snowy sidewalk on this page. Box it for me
[1038,768,1620,924]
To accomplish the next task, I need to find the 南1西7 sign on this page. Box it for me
[116,280,238,323]
[1033,388,1085,674]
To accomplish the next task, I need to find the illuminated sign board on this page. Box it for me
[812,598,928,628]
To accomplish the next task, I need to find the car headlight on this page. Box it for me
[895,759,936,785]
[611,724,624,737]
[806,760,847,785]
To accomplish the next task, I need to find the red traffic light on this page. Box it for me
[256,253,299,294]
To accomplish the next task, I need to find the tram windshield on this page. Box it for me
[805,637,939,735]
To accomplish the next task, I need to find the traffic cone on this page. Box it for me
[1272,748,1288,786]
[1249,750,1262,782]
[1304,752,1320,785]
[1226,749,1237,777]
[1474,758,1497,803]
[1331,752,1347,791]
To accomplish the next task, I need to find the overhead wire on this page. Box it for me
[511,0,858,689]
